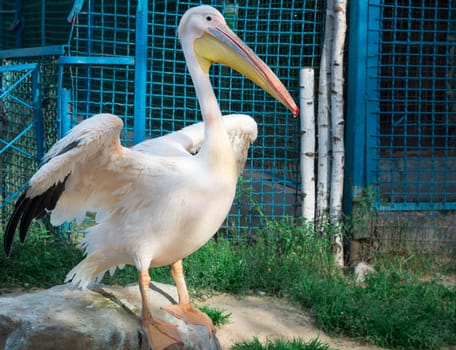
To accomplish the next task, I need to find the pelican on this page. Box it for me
[3,5,298,350]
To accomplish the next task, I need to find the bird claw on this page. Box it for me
[142,318,183,350]
[162,303,215,337]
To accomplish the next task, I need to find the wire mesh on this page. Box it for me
[0,56,60,230]
[0,0,74,50]
[144,0,323,238]
[350,0,456,252]
[62,0,137,145]
[373,0,456,210]
[55,0,324,238]
[0,68,36,231]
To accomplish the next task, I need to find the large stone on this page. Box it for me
[0,282,221,350]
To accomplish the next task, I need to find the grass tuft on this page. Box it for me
[197,305,231,326]
[230,337,334,350]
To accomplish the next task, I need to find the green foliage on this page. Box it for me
[197,305,231,326]
[101,264,174,286]
[230,338,333,350]
[288,270,456,349]
[0,222,83,289]
[183,218,335,296]
[183,239,249,294]
[373,251,456,278]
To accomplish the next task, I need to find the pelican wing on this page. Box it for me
[3,114,175,256]
[134,114,258,175]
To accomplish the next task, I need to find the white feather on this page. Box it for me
[24,112,257,288]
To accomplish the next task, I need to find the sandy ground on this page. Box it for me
[200,293,384,350]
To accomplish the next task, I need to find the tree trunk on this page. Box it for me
[300,68,315,222]
[329,0,347,267]
[316,1,334,228]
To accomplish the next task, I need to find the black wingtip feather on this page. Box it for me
[4,192,29,257]
[19,197,39,244]
[3,176,69,257]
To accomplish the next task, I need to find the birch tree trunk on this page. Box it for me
[329,0,347,267]
[300,68,315,222]
[316,0,334,228]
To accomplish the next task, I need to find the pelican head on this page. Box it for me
[178,5,299,116]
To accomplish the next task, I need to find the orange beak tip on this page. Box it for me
[294,106,300,117]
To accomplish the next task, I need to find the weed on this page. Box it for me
[230,337,334,350]
[197,305,231,326]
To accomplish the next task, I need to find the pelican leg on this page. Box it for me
[138,269,183,350]
[162,259,215,336]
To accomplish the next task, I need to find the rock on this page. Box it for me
[0,282,221,350]
[353,261,376,283]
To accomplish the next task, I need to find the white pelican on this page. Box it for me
[4,5,298,350]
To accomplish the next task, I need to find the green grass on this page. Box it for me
[0,222,83,290]
[1,219,455,349]
[197,305,231,326]
[230,338,334,350]
[288,271,455,349]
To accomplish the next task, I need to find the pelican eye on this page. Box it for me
[206,15,212,21]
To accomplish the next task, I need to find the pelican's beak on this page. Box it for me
[194,23,299,117]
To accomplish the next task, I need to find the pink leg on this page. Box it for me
[162,260,215,336]
[138,269,183,350]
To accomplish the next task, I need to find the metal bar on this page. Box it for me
[41,0,46,46]
[133,0,148,144]
[0,65,37,99]
[57,58,72,138]
[0,63,37,72]
[57,64,64,137]
[15,0,23,48]
[0,89,33,109]
[59,88,71,137]
[365,1,382,201]
[57,56,135,65]
[32,66,44,160]
[377,202,456,211]
[0,183,29,209]
[0,122,34,156]
[0,138,35,158]
[0,2,4,48]
[0,45,65,59]
[344,0,369,214]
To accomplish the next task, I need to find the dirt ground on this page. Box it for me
[200,293,384,350]
[1,286,385,350]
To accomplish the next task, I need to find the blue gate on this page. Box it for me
[0,63,42,228]
[346,0,456,250]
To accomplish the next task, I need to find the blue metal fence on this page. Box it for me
[55,0,324,238]
[1,0,454,248]
[0,48,64,229]
[346,0,455,249]
[0,62,42,226]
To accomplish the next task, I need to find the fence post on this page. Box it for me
[58,88,71,137]
[345,0,381,213]
[32,66,44,160]
[14,0,24,48]
[133,0,148,144]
